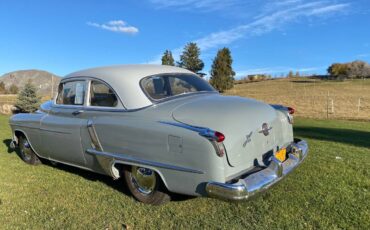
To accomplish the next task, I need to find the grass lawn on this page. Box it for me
[0,114,369,229]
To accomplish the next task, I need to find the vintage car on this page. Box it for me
[9,65,308,205]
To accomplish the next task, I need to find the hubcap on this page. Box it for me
[20,139,32,161]
[131,166,156,195]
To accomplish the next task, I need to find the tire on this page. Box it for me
[18,136,41,165]
[123,166,170,205]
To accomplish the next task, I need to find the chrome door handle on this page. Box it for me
[72,110,84,116]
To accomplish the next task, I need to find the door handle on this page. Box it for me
[72,110,84,116]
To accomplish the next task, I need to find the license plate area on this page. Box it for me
[275,148,287,162]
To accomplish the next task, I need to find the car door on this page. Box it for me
[79,79,123,172]
[40,80,88,166]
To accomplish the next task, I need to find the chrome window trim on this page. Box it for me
[87,79,122,109]
[55,79,89,106]
[55,76,126,110]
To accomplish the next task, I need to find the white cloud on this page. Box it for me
[87,20,139,34]
[149,0,243,11]
[148,1,350,64]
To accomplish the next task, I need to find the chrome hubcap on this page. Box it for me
[131,166,156,195]
[20,139,32,161]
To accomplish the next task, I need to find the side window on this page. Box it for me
[89,81,118,107]
[56,81,86,105]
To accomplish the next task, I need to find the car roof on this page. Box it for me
[63,64,195,109]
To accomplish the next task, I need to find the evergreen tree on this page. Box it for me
[287,71,294,78]
[9,84,19,94]
[209,48,235,92]
[178,42,204,73]
[295,71,300,77]
[15,82,41,113]
[161,50,175,66]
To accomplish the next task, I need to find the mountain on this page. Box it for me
[0,70,61,96]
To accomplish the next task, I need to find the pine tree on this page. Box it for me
[178,42,204,73]
[209,48,235,92]
[295,71,300,77]
[161,50,175,66]
[15,82,41,113]
[287,71,294,78]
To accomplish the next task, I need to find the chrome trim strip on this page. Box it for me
[206,139,308,201]
[87,120,104,151]
[86,148,204,174]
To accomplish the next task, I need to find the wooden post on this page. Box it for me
[326,91,329,119]
[331,99,334,114]
[358,98,362,113]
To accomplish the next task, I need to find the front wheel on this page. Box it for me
[19,136,41,165]
[123,166,170,205]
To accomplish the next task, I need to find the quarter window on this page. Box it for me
[89,81,118,107]
[56,81,86,105]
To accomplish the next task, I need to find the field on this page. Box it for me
[226,78,370,120]
[0,114,369,229]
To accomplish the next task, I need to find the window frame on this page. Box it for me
[55,79,89,107]
[86,79,120,108]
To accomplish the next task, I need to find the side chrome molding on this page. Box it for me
[87,120,103,151]
[86,148,204,174]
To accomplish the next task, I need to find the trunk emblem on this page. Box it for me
[243,131,253,147]
[259,123,272,136]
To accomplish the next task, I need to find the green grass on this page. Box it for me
[0,115,369,229]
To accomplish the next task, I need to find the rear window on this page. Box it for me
[141,74,215,100]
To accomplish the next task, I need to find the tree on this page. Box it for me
[295,71,300,77]
[8,84,18,94]
[178,42,204,73]
[209,48,235,92]
[161,50,175,66]
[287,71,294,78]
[0,82,6,94]
[15,82,41,113]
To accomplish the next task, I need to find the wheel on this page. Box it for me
[123,166,170,205]
[18,136,41,165]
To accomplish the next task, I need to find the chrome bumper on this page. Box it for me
[206,139,308,201]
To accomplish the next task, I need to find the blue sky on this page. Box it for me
[0,0,369,78]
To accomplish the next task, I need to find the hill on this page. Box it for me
[0,70,61,96]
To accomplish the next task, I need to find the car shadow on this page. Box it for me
[294,126,370,148]
[3,139,15,154]
[2,138,192,202]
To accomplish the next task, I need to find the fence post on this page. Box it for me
[331,99,334,114]
[357,97,362,113]
[326,91,329,119]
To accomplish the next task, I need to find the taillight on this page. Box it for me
[214,131,225,142]
[199,130,226,157]
[288,107,295,115]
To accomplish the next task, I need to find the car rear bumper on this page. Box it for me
[206,139,308,201]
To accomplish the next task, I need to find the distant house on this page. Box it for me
[247,74,269,81]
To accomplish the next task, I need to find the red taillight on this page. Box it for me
[214,131,225,142]
[288,107,295,115]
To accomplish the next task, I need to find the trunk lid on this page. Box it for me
[171,94,279,167]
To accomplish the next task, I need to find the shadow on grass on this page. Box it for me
[2,138,192,202]
[3,139,15,154]
[294,126,370,148]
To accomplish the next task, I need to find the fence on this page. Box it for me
[227,78,370,120]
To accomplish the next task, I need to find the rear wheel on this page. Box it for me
[123,166,170,205]
[19,136,41,165]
